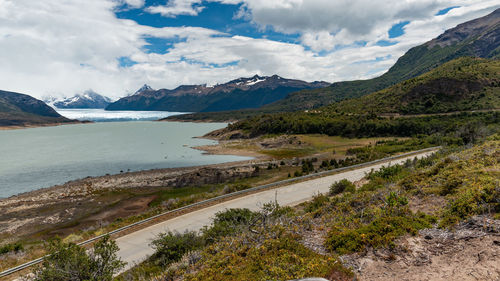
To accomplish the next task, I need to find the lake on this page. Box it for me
[0,121,251,198]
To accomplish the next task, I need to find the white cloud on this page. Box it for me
[147,0,205,17]
[0,0,498,100]
[119,0,145,8]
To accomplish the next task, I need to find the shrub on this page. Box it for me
[150,231,205,266]
[186,232,352,281]
[368,164,404,180]
[326,213,433,255]
[304,193,329,213]
[33,235,124,281]
[0,242,23,255]
[329,179,356,195]
[201,208,257,243]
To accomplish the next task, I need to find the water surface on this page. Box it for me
[0,122,250,198]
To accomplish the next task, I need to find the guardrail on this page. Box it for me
[0,146,439,278]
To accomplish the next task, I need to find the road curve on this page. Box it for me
[116,150,435,270]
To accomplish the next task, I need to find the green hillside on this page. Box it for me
[263,9,500,111]
[328,57,500,114]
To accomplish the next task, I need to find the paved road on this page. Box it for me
[116,151,435,270]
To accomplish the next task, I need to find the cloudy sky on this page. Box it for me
[0,0,498,99]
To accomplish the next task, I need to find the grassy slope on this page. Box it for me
[327,57,500,114]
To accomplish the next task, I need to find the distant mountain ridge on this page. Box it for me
[259,8,500,111]
[106,75,330,112]
[0,90,73,126]
[49,90,112,109]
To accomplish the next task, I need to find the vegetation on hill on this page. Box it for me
[226,111,499,141]
[327,57,500,115]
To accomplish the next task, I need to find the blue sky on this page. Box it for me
[0,0,498,98]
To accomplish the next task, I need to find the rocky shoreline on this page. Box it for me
[0,151,269,239]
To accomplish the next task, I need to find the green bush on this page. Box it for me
[150,231,205,266]
[304,193,330,213]
[0,242,23,255]
[186,232,352,281]
[202,208,257,243]
[34,235,124,281]
[329,179,356,195]
[368,164,404,180]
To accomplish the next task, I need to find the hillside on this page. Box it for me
[106,75,329,112]
[117,137,499,280]
[263,8,500,111]
[327,57,500,115]
[0,90,73,127]
[51,90,112,109]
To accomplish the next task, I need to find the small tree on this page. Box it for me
[329,179,356,195]
[150,231,204,266]
[33,235,125,281]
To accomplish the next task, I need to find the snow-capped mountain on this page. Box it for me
[106,75,330,112]
[134,84,153,95]
[50,90,113,109]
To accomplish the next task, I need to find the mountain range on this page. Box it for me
[46,90,112,109]
[106,75,329,112]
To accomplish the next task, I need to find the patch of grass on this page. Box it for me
[149,185,218,207]
[259,147,315,158]
[326,212,434,255]
[186,232,351,281]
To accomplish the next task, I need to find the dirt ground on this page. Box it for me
[341,216,500,281]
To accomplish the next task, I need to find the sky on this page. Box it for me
[0,0,498,99]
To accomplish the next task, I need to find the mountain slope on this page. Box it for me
[327,57,500,115]
[262,8,500,111]
[106,75,329,112]
[52,90,112,109]
[0,90,73,126]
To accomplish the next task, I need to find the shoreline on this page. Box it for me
[0,154,267,237]
[0,120,90,131]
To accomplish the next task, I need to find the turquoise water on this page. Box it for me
[0,122,251,198]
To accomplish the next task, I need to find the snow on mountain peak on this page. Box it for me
[135,84,153,94]
[246,76,266,86]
